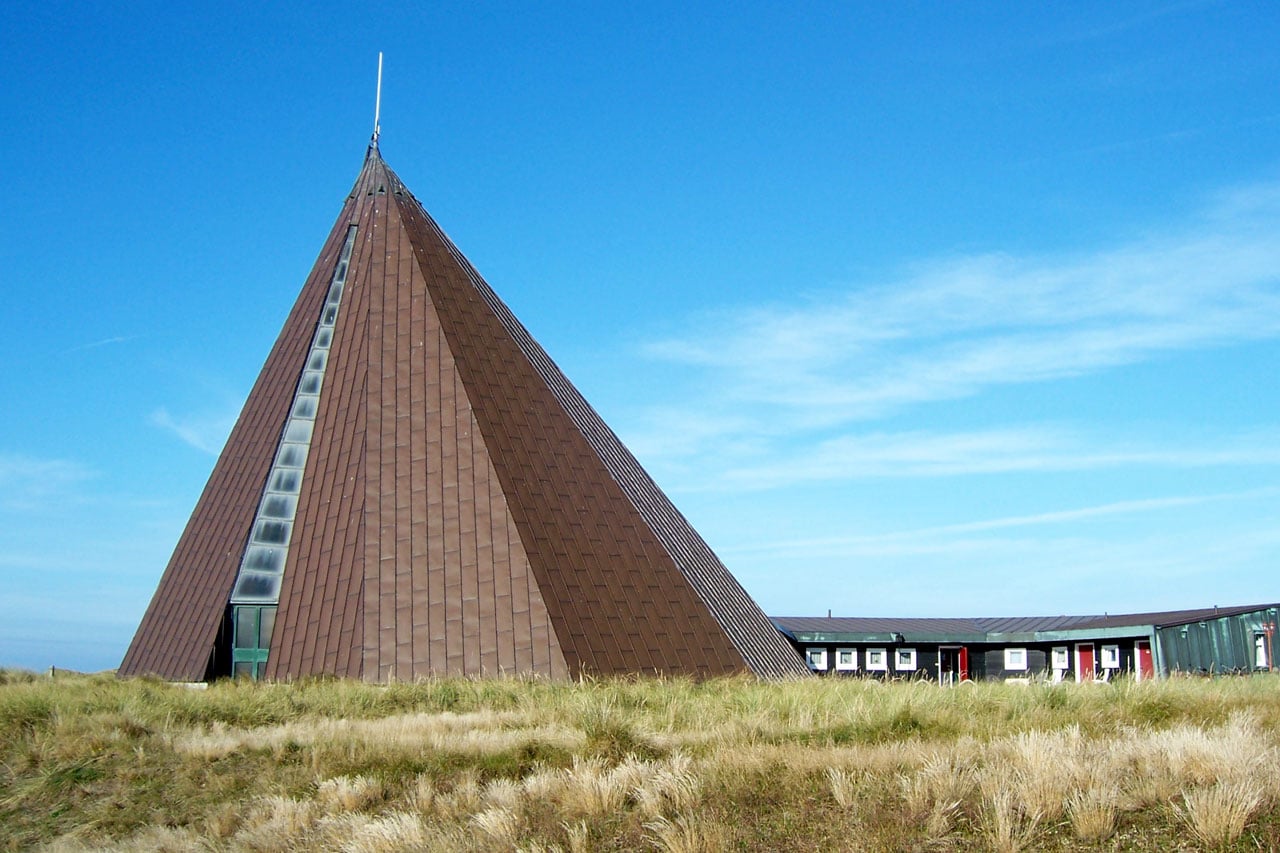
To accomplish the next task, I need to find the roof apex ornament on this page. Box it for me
[372,52,383,147]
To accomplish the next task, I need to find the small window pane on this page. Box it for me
[321,305,338,325]
[1004,648,1028,671]
[233,661,255,678]
[308,351,327,371]
[234,608,257,648]
[314,328,332,349]
[258,607,277,648]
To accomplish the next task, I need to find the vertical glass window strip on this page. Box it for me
[228,225,357,607]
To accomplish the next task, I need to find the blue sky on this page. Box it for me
[2,2,1278,672]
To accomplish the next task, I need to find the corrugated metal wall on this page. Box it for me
[1157,608,1276,674]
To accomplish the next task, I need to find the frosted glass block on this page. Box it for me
[244,546,283,572]
[253,520,291,545]
[261,494,297,519]
[270,469,302,493]
[314,328,332,348]
[308,351,327,371]
[292,397,317,419]
[276,443,308,468]
[232,571,280,603]
[322,305,338,325]
[284,420,313,443]
[299,372,323,394]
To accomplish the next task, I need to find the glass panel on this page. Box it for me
[276,443,308,468]
[292,396,317,419]
[232,571,280,602]
[328,283,344,302]
[252,520,291,545]
[260,494,297,519]
[314,328,332,349]
[233,661,254,678]
[299,372,323,394]
[321,305,338,325]
[270,469,302,494]
[234,607,257,648]
[244,546,283,572]
[258,607,277,648]
[284,420,313,443]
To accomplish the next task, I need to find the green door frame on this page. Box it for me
[231,605,276,679]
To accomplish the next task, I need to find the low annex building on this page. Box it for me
[775,603,1280,683]
[118,138,809,683]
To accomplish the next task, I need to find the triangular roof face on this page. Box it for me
[120,144,808,682]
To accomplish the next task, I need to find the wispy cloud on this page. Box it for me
[637,180,1280,478]
[150,406,237,455]
[708,426,1280,490]
[724,487,1278,561]
[63,334,139,355]
[0,454,94,511]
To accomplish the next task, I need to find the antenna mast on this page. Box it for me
[372,52,383,145]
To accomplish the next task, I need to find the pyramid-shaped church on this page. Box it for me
[119,137,808,682]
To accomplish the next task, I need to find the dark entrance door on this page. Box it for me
[939,646,969,685]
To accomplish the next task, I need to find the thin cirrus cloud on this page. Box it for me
[149,406,238,456]
[644,181,1280,425]
[711,427,1280,491]
[722,488,1279,562]
[0,454,94,512]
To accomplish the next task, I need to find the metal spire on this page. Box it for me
[372,52,383,146]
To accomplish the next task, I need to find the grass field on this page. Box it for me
[4,669,1280,851]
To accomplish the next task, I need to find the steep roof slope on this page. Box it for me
[120,145,808,681]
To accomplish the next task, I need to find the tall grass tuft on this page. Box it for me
[1174,779,1263,847]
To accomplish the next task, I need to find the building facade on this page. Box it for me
[775,604,1279,683]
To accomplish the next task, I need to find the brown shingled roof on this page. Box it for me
[119,143,808,682]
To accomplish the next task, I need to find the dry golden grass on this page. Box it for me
[7,670,1280,850]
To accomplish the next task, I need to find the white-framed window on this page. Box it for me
[1004,648,1028,671]
[1101,645,1121,669]
[866,648,888,671]
[1256,634,1269,669]
[835,648,858,671]
[1051,647,1069,670]
[895,648,917,671]
[806,648,828,671]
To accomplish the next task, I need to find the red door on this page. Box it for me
[1136,641,1154,681]
[1077,644,1095,682]
[959,646,970,681]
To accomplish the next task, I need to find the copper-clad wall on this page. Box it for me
[118,194,360,680]
[267,161,568,679]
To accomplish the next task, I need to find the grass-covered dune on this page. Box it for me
[4,670,1280,851]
